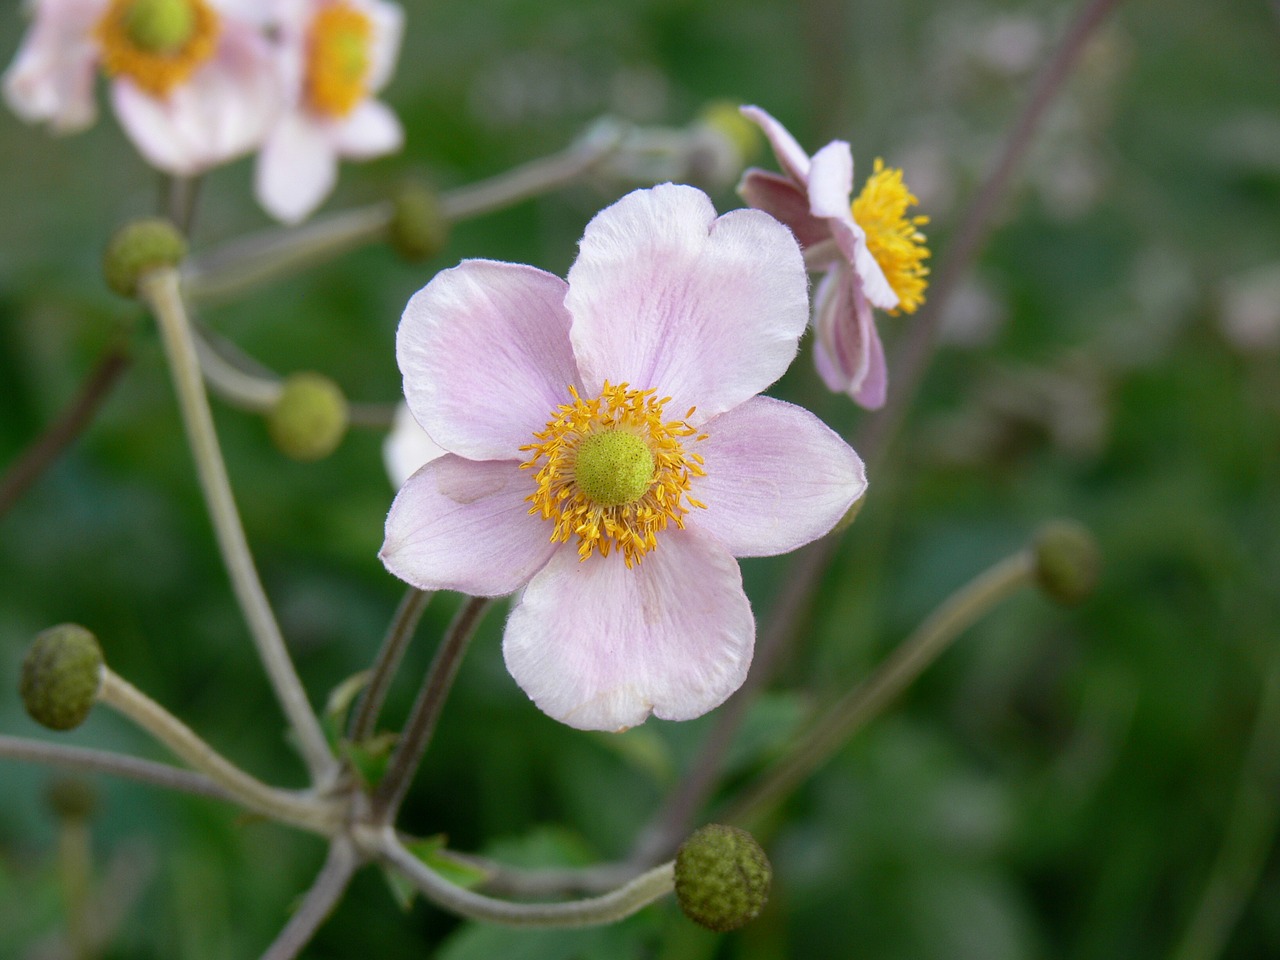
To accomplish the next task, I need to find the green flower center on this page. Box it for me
[124,0,197,54]
[573,430,655,508]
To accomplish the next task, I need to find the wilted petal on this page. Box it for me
[503,526,754,731]
[691,396,867,556]
[381,455,556,597]
[398,260,580,461]
[567,183,808,424]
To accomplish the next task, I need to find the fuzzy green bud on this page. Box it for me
[20,624,104,732]
[103,218,186,297]
[46,777,98,821]
[268,372,349,461]
[1033,520,1101,605]
[388,179,450,263]
[674,824,771,932]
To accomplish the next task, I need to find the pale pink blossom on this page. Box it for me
[381,184,867,732]
[738,106,928,410]
[254,0,403,224]
[3,0,280,175]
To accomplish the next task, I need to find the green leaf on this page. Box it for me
[321,669,371,748]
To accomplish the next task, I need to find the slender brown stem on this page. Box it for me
[349,587,433,743]
[259,839,360,960]
[0,734,231,801]
[633,0,1124,866]
[0,348,131,520]
[371,597,491,822]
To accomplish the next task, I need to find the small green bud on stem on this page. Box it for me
[21,624,104,731]
[103,218,186,297]
[1033,519,1101,605]
[388,179,450,262]
[674,824,772,932]
[268,372,349,461]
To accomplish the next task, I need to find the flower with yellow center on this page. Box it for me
[304,3,373,118]
[381,185,867,731]
[95,0,220,97]
[738,105,931,409]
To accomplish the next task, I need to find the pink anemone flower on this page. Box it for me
[738,105,929,410]
[3,0,279,175]
[254,0,403,224]
[381,184,868,732]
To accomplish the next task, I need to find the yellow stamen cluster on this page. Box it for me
[851,158,930,315]
[305,4,374,118]
[96,0,220,98]
[520,383,707,567]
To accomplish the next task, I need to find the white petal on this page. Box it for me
[332,98,402,158]
[383,402,447,489]
[503,526,754,731]
[690,396,867,556]
[739,104,811,184]
[255,111,338,223]
[2,0,102,133]
[566,184,809,425]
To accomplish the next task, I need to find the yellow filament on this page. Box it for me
[851,158,931,315]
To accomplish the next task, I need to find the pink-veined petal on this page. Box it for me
[383,402,447,489]
[380,455,556,597]
[737,168,831,250]
[398,260,580,461]
[739,104,810,185]
[690,396,867,556]
[503,526,754,731]
[332,97,402,158]
[851,312,888,409]
[812,266,888,408]
[255,110,337,223]
[567,184,808,424]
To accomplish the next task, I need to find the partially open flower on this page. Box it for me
[738,106,930,409]
[254,0,404,223]
[381,184,868,732]
[3,0,281,175]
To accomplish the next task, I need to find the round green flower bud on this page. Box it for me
[268,372,349,462]
[1033,520,1101,606]
[103,218,187,298]
[388,179,450,263]
[674,824,772,933]
[45,777,98,821]
[20,624,104,732]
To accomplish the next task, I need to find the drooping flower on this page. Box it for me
[381,184,868,732]
[254,0,403,224]
[738,106,929,409]
[3,0,280,175]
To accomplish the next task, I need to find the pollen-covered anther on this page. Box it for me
[852,158,931,315]
[96,0,221,97]
[305,3,375,118]
[520,382,707,567]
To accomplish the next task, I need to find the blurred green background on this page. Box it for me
[2,0,1279,957]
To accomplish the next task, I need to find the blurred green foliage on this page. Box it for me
[2,0,1279,957]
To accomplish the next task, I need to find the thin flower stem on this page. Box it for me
[722,550,1036,828]
[1171,657,1280,960]
[368,827,674,928]
[56,812,94,960]
[97,669,344,835]
[349,587,433,743]
[0,734,231,801]
[193,330,283,413]
[0,347,131,520]
[371,597,491,822]
[179,122,625,303]
[633,0,1124,868]
[260,838,360,960]
[446,852,640,899]
[138,268,336,785]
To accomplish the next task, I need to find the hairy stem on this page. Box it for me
[369,827,673,928]
[349,587,433,743]
[98,667,343,836]
[371,597,491,822]
[724,550,1036,827]
[139,268,336,784]
[260,839,360,960]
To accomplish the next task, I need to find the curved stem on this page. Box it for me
[370,828,673,928]
[371,597,491,822]
[139,268,336,785]
[349,587,433,743]
[98,666,343,836]
[260,838,359,960]
[0,347,131,520]
[0,734,231,801]
[723,550,1036,827]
